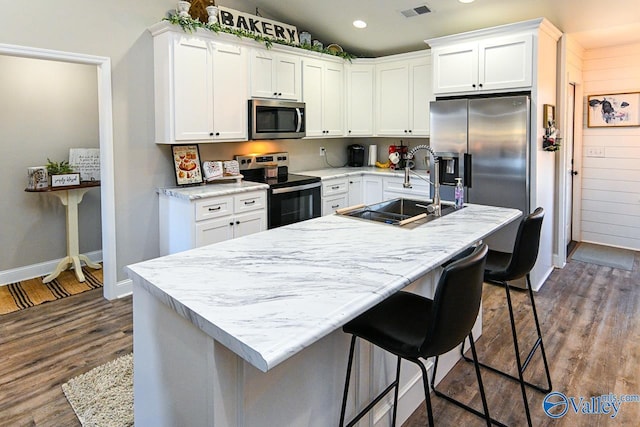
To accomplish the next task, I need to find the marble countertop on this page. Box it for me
[126,204,520,372]
[158,181,269,201]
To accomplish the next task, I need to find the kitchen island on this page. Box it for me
[126,203,520,426]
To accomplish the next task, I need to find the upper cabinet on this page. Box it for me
[346,63,375,137]
[375,53,432,137]
[152,30,248,143]
[430,31,534,95]
[302,57,344,138]
[250,49,301,101]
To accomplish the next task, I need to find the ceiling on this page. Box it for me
[234,0,640,57]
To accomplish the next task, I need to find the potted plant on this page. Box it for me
[46,158,80,187]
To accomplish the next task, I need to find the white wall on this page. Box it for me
[581,42,640,250]
[0,55,100,272]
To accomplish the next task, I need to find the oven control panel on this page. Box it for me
[235,152,290,170]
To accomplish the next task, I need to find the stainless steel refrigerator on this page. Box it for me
[430,95,530,253]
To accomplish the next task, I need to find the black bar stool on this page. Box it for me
[339,244,492,427]
[461,207,552,427]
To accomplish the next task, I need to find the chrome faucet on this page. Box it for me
[403,144,441,216]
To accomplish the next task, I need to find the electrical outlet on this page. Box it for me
[586,147,605,157]
[319,147,326,156]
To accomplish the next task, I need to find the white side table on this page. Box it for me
[26,181,102,283]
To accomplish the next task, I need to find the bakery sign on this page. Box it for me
[218,6,300,44]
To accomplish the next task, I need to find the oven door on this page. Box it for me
[268,182,321,229]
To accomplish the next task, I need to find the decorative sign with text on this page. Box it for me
[69,148,100,182]
[51,173,81,187]
[218,6,300,44]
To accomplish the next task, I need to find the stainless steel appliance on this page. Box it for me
[430,95,530,253]
[236,152,321,229]
[347,144,365,167]
[248,99,305,140]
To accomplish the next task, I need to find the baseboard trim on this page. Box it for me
[113,278,133,299]
[0,250,103,286]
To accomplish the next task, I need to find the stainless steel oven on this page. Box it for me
[236,152,321,229]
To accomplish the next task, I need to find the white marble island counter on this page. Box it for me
[127,203,520,426]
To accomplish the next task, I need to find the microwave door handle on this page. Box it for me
[295,108,302,132]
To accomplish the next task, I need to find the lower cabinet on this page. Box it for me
[322,177,349,216]
[160,190,267,255]
[382,175,430,201]
[348,176,363,206]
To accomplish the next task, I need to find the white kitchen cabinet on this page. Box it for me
[375,54,432,137]
[152,32,248,143]
[346,63,375,137]
[363,175,383,204]
[250,49,301,100]
[302,58,344,137]
[431,34,532,95]
[382,176,430,202]
[347,176,363,206]
[159,190,267,255]
[321,177,348,215]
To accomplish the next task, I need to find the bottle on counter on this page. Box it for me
[454,177,464,209]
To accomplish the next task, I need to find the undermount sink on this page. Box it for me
[337,198,461,227]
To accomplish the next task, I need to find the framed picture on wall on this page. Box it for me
[172,145,203,186]
[587,92,640,127]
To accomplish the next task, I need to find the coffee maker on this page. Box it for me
[347,144,365,167]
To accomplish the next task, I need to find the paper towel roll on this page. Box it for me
[368,145,377,166]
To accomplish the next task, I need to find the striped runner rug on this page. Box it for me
[0,266,103,315]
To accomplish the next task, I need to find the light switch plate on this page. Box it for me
[585,147,605,157]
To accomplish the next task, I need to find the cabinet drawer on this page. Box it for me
[323,194,349,216]
[234,191,266,214]
[322,179,348,197]
[195,196,233,221]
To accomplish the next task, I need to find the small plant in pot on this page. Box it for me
[46,159,78,187]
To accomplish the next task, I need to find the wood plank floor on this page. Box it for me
[0,288,132,426]
[0,252,637,426]
[403,251,640,426]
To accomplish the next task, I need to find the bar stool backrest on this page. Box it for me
[420,244,488,358]
[502,207,544,281]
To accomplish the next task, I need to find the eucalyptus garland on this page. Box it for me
[164,14,355,61]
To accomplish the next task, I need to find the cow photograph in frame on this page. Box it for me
[172,144,203,186]
[588,92,640,127]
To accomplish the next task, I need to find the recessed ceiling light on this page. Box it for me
[353,20,367,29]
[459,0,475,3]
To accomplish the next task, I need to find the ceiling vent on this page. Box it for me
[400,4,432,18]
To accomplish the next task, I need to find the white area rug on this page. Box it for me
[62,353,133,427]
[571,242,635,271]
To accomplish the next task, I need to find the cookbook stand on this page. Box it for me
[25,181,102,283]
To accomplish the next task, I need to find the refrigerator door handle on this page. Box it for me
[464,153,472,188]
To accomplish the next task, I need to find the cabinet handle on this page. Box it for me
[208,206,222,211]
[472,84,476,88]
[273,92,278,96]
[348,130,352,133]
[236,220,240,225]
[349,181,353,184]
[215,132,220,136]
[332,204,340,209]
[244,200,256,205]
[209,132,214,136]
[478,83,483,88]
[404,130,408,133]
[409,130,412,133]
[278,92,282,96]
[331,185,340,190]
[229,222,234,226]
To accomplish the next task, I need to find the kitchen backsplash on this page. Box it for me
[194,137,430,173]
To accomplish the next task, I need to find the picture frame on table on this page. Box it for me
[172,145,203,186]
[587,92,640,127]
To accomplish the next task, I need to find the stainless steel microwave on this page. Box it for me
[248,99,305,140]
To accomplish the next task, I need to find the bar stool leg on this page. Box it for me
[416,359,435,427]
[339,336,357,427]
[505,283,533,427]
[468,331,492,427]
[525,274,553,392]
[391,356,401,426]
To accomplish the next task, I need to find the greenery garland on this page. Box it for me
[164,14,356,61]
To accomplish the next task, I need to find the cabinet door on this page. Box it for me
[233,211,266,238]
[363,176,383,204]
[302,59,324,137]
[212,43,247,140]
[275,53,301,100]
[346,64,374,136]
[479,34,532,91]
[195,217,234,247]
[250,49,276,99]
[432,43,478,94]
[409,59,431,136]
[173,36,214,141]
[376,62,410,136]
[348,176,363,206]
[322,62,344,136]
